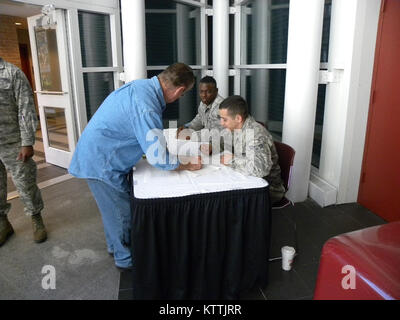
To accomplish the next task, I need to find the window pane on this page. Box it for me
[146,14,176,66]
[242,0,289,65]
[145,1,200,66]
[147,69,201,127]
[272,0,290,4]
[83,72,114,120]
[229,76,234,96]
[146,0,176,9]
[321,0,332,63]
[229,14,234,66]
[34,27,62,92]
[44,107,69,151]
[312,84,327,168]
[241,69,286,140]
[78,11,113,68]
[208,15,213,66]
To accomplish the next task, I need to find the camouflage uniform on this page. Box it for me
[187,94,225,132]
[186,95,226,152]
[227,115,286,204]
[0,57,44,216]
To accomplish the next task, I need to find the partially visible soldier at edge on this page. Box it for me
[0,57,47,246]
[218,95,286,205]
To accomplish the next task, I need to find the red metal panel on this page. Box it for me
[358,0,400,222]
[314,222,400,300]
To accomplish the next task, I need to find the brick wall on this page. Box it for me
[0,15,28,69]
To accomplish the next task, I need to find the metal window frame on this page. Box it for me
[67,6,123,136]
[146,0,208,78]
[16,0,124,136]
[232,1,288,99]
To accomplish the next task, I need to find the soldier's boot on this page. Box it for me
[0,215,14,246]
[31,213,47,243]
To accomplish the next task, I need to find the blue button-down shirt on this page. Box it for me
[68,76,179,193]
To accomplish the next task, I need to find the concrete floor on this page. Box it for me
[0,177,120,300]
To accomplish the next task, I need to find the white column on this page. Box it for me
[251,0,271,125]
[213,0,229,97]
[200,0,208,78]
[120,0,147,82]
[282,0,325,202]
[239,5,248,96]
[316,0,381,204]
[177,4,193,124]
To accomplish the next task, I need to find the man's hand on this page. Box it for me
[17,146,34,162]
[176,156,202,171]
[177,127,192,140]
[200,144,212,156]
[176,126,185,138]
[220,153,233,166]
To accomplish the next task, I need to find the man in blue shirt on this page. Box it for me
[69,63,201,271]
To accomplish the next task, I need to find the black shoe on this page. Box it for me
[116,265,133,272]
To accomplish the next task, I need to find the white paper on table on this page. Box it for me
[189,165,247,184]
[185,165,222,177]
[164,128,201,157]
[143,167,184,184]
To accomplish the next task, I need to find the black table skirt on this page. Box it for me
[130,186,271,300]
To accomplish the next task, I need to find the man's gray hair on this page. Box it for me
[158,62,195,89]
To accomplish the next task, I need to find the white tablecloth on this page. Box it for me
[132,158,268,199]
[132,128,268,199]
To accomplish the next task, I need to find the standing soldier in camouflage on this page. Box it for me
[218,95,286,204]
[0,57,47,246]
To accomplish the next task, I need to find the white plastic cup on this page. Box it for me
[281,246,296,271]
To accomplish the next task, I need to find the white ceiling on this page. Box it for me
[0,0,41,18]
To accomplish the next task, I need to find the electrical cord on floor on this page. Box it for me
[269,253,298,262]
[268,217,298,262]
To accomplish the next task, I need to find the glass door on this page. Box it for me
[28,9,76,168]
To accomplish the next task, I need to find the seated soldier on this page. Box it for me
[177,76,224,154]
[218,95,286,205]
